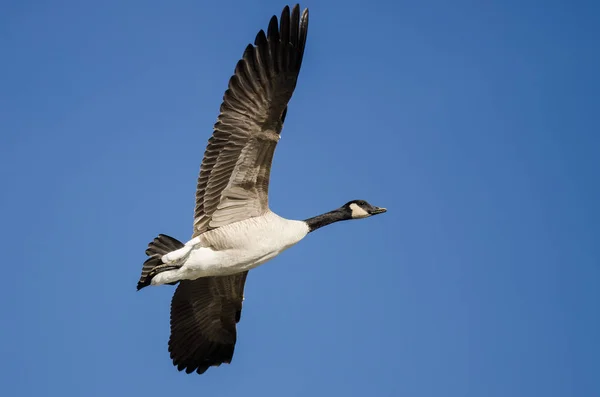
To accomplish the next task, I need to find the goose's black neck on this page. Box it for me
[304,209,350,233]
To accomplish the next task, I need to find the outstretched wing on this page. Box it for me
[169,4,309,375]
[169,273,248,374]
[193,3,309,234]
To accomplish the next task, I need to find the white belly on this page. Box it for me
[168,212,309,281]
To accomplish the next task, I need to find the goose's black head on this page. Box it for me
[305,199,387,232]
[340,199,387,219]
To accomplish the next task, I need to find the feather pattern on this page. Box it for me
[193,4,308,235]
[168,4,309,375]
[169,273,248,374]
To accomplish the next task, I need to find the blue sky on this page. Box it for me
[1,0,599,395]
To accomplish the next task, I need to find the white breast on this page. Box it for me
[181,211,309,278]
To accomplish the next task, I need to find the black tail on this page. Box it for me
[137,234,184,291]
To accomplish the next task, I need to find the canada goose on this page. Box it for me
[137,4,386,375]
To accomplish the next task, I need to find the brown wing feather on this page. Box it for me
[193,4,309,235]
[169,5,309,375]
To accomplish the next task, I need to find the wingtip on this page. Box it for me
[254,29,267,46]
[268,14,279,32]
[301,7,309,22]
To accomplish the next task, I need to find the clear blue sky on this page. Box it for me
[1,0,598,396]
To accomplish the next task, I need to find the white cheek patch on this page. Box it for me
[350,203,370,219]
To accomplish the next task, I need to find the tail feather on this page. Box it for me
[138,234,184,291]
[146,234,184,256]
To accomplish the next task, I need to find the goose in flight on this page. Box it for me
[137,4,386,375]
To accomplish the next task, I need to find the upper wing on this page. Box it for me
[169,273,248,374]
[193,4,309,235]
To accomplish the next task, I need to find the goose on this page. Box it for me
[137,4,386,375]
